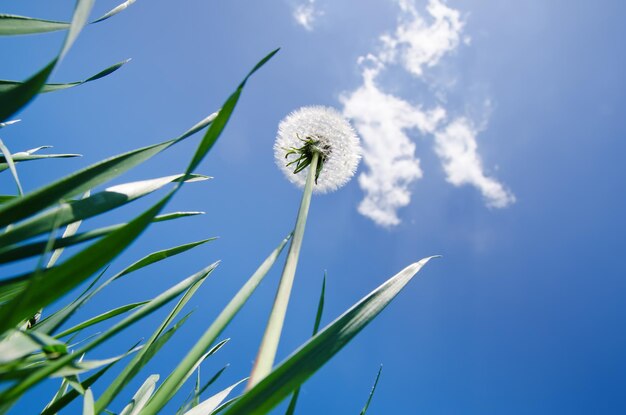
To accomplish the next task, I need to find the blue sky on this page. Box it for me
[2,0,626,413]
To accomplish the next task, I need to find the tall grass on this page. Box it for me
[0,2,436,413]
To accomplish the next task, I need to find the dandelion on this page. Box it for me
[249,106,361,388]
[274,106,361,193]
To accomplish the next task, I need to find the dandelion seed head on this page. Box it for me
[274,106,361,193]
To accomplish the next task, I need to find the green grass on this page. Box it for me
[0,2,437,413]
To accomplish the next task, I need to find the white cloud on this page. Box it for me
[434,117,515,208]
[341,0,514,227]
[293,0,321,31]
[380,0,464,77]
[342,57,446,227]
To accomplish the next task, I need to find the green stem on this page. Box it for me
[248,151,319,388]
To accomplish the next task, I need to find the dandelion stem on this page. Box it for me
[247,151,319,388]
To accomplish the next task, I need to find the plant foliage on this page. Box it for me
[0,2,436,414]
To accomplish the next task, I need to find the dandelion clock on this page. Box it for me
[274,106,361,193]
[248,106,362,387]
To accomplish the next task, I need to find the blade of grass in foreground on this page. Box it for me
[46,192,88,268]
[0,47,277,226]
[0,60,129,94]
[0,0,135,36]
[0,138,24,195]
[0,152,81,173]
[149,339,229,410]
[0,144,79,161]
[0,214,205,305]
[0,14,69,35]
[31,234,210,335]
[54,301,148,338]
[93,242,218,412]
[360,365,383,415]
[0,60,55,123]
[92,0,137,24]
[40,358,118,415]
[0,215,211,267]
[83,389,94,415]
[176,365,229,415]
[119,374,159,415]
[284,273,325,415]
[0,263,217,405]
[0,173,208,247]
[0,193,174,334]
[0,0,93,122]
[0,113,215,229]
[0,346,140,381]
[139,233,291,415]
[183,378,247,415]
[222,257,438,415]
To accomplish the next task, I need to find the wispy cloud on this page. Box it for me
[342,58,446,227]
[341,0,514,227]
[293,0,322,31]
[434,116,515,208]
[380,0,465,77]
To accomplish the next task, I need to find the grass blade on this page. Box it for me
[59,0,94,60]
[83,389,94,415]
[150,339,229,408]
[312,273,326,336]
[0,173,207,247]
[193,369,201,408]
[0,329,65,365]
[0,263,217,405]
[40,354,122,415]
[0,47,273,226]
[360,365,383,415]
[284,273,325,415]
[0,138,24,195]
[0,153,81,171]
[0,114,214,228]
[114,237,215,280]
[0,60,130,94]
[0,0,134,36]
[92,0,137,24]
[0,216,212,266]
[53,348,140,378]
[222,257,438,415]
[0,60,55,123]
[1,347,137,381]
[0,60,128,98]
[0,195,16,203]
[54,301,148,338]
[139,233,291,415]
[0,0,93,122]
[119,374,159,415]
[29,231,208,335]
[176,365,229,415]
[0,193,174,335]
[0,120,21,129]
[46,191,89,269]
[96,311,193,415]
[0,14,69,35]
[42,378,71,414]
[183,379,246,415]
[93,265,214,412]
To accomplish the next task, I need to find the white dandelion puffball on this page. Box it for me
[274,106,361,193]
